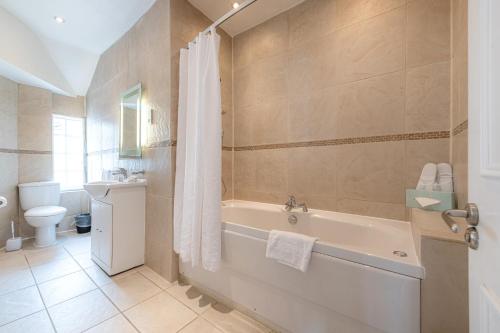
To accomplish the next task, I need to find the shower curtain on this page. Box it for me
[173,28,222,272]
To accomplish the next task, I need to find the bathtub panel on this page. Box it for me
[182,230,420,333]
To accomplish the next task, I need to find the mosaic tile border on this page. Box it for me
[452,120,468,137]
[231,130,451,151]
[0,148,52,155]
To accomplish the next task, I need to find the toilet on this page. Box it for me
[18,181,67,247]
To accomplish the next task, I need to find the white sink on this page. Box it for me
[84,179,147,199]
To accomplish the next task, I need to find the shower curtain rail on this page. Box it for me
[186,0,258,44]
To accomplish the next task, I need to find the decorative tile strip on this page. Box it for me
[0,148,52,155]
[222,146,233,151]
[452,120,468,136]
[233,131,451,151]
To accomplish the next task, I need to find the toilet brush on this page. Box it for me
[6,221,22,252]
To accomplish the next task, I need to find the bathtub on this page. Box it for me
[180,200,423,333]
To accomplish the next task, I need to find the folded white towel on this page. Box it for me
[265,230,317,272]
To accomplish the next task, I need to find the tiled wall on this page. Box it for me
[0,76,19,246]
[231,0,453,220]
[451,0,468,208]
[0,77,86,246]
[86,0,177,280]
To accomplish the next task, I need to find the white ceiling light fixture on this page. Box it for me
[232,2,239,9]
[53,16,65,24]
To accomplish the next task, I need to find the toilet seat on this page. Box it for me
[25,206,67,217]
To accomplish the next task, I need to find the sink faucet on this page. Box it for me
[111,168,128,181]
[284,195,308,213]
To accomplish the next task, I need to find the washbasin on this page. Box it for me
[84,179,147,199]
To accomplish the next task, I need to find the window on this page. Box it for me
[52,115,85,191]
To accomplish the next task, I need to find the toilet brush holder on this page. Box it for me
[5,221,22,252]
[6,237,22,252]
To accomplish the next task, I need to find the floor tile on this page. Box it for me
[30,257,80,283]
[48,289,119,333]
[0,268,35,296]
[137,266,173,289]
[84,266,113,287]
[166,282,217,314]
[101,273,162,311]
[63,237,91,256]
[0,252,28,271]
[24,246,70,266]
[0,286,45,326]
[179,317,222,333]
[203,303,271,333]
[38,271,97,307]
[0,310,54,333]
[85,314,137,333]
[124,291,197,333]
[72,252,96,269]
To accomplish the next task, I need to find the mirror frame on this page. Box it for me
[119,83,142,159]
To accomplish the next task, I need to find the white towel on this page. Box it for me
[266,230,317,272]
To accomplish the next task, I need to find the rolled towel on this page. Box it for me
[416,163,438,191]
[437,163,454,192]
[266,230,317,272]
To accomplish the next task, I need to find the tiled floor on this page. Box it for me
[0,232,273,333]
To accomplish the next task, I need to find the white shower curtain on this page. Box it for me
[173,28,222,272]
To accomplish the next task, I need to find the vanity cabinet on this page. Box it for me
[87,180,146,276]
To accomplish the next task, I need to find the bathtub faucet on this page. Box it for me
[284,195,308,213]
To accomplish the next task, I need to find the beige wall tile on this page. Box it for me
[222,150,233,201]
[18,154,53,184]
[334,71,405,137]
[337,199,406,220]
[406,0,451,68]
[234,151,257,192]
[337,141,405,204]
[0,76,18,150]
[18,113,52,151]
[452,131,468,208]
[52,94,85,118]
[143,147,174,198]
[287,86,337,142]
[18,85,52,117]
[420,237,468,333]
[288,0,337,48]
[0,153,19,246]
[334,8,405,84]
[287,34,336,98]
[145,194,177,282]
[255,149,288,194]
[334,0,405,29]
[406,61,451,132]
[405,138,450,189]
[287,146,336,197]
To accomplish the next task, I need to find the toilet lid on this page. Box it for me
[25,206,67,217]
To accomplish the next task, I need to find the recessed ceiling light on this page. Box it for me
[232,2,240,9]
[54,16,65,24]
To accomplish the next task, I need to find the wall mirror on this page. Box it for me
[120,83,142,159]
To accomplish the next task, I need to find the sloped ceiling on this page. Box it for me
[188,0,306,36]
[0,0,157,96]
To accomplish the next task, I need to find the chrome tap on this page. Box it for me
[111,168,128,180]
[284,195,308,213]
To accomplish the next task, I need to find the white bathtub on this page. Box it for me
[180,200,423,333]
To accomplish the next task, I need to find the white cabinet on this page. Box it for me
[86,180,146,276]
[90,200,112,267]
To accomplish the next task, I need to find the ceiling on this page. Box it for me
[188,0,306,36]
[0,0,157,95]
